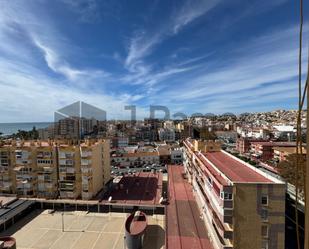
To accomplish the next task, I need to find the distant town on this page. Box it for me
[0,109,304,249]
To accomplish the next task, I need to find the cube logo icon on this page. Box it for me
[54,101,106,139]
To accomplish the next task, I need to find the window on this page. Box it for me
[225,193,233,200]
[220,191,233,200]
[261,195,268,206]
[262,239,269,249]
[261,209,268,221]
[261,225,269,237]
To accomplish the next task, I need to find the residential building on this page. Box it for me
[0,146,15,194]
[158,146,171,164]
[0,139,111,200]
[236,137,266,155]
[273,146,306,162]
[250,141,296,162]
[158,128,175,142]
[111,151,160,167]
[80,140,110,200]
[58,143,81,199]
[14,142,38,197]
[170,147,183,164]
[110,137,129,148]
[36,142,58,199]
[183,139,285,249]
[273,125,296,141]
[55,118,80,139]
[37,125,55,139]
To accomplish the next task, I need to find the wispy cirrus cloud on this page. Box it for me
[61,0,100,22]
[172,0,220,34]
[0,0,301,121]
[33,38,108,82]
[147,25,307,114]
[0,1,146,122]
[125,0,220,74]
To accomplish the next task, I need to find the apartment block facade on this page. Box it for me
[0,139,110,200]
[58,144,81,199]
[14,142,38,197]
[80,140,110,200]
[183,139,285,249]
[0,146,15,194]
[36,142,58,198]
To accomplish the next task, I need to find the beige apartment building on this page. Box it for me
[14,141,38,197]
[58,143,82,199]
[36,142,58,199]
[80,140,110,200]
[0,145,15,194]
[183,139,286,249]
[0,139,110,200]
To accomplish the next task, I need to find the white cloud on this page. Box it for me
[125,0,220,75]
[172,0,219,34]
[33,38,108,81]
[0,1,145,122]
[61,0,100,22]
[147,25,306,113]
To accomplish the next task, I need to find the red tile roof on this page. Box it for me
[205,152,273,183]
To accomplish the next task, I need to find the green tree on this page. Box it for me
[277,154,306,194]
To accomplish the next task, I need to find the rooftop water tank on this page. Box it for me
[125,211,147,249]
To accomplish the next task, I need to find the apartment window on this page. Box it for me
[261,239,269,249]
[220,191,233,200]
[261,195,268,206]
[261,225,269,238]
[225,193,233,200]
[261,209,268,221]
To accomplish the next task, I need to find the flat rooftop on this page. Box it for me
[101,172,163,206]
[204,151,273,183]
[0,210,165,249]
[0,196,17,206]
[167,165,213,249]
[250,141,296,146]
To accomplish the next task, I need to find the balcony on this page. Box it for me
[0,182,12,189]
[37,152,52,159]
[17,181,33,189]
[60,191,76,199]
[81,167,92,174]
[81,159,91,166]
[59,152,74,159]
[59,159,74,165]
[59,182,75,191]
[82,192,93,200]
[16,159,32,165]
[59,168,74,174]
[43,166,54,173]
[0,166,9,172]
[81,151,92,158]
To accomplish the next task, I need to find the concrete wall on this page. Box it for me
[233,183,285,249]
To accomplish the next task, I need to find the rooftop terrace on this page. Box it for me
[0,210,165,249]
[101,172,163,206]
[166,165,213,249]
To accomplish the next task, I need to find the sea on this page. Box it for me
[0,122,53,136]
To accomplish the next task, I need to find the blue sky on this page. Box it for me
[0,0,307,122]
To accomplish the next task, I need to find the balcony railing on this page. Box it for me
[81,151,92,158]
[81,159,91,166]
